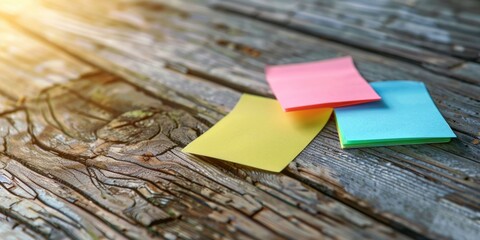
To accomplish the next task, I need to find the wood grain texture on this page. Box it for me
[0,0,478,239]
[211,0,480,84]
[0,213,42,240]
[0,16,410,240]
[0,19,96,101]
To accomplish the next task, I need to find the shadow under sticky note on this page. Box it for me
[265,56,381,111]
[182,94,332,172]
[335,81,456,148]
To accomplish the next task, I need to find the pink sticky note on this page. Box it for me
[265,56,381,111]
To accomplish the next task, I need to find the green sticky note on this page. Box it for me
[183,94,332,172]
[335,81,456,148]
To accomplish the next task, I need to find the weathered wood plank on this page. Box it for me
[212,0,480,59]
[210,0,480,83]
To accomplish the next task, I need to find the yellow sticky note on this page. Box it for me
[182,94,332,172]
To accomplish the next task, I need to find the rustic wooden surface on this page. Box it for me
[0,0,478,239]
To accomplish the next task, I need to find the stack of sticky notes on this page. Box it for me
[335,81,456,148]
[265,56,381,110]
[183,56,455,172]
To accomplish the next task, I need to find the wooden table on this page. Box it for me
[0,0,478,239]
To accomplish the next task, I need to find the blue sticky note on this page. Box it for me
[335,81,456,148]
